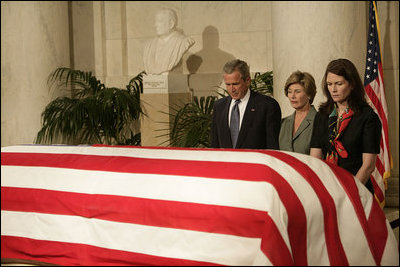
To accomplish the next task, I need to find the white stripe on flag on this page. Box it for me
[1,165,272,212]
[1,210,262,266]
[381,220,400,266]
[3,146,397,265]
[2,164,294,255]
[278,152,376,265]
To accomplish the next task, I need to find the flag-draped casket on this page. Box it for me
[1,145,398,266]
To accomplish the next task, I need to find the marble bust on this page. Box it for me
[143,8,195,75]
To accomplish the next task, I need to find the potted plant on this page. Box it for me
[35,67,145,145]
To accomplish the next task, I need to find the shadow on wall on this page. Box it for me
[186,25,236,97]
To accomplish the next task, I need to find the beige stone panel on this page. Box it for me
[386,179,399,209]
[104,1,122,39]
[1,1,70,147]
[126,1,182,38]
[141,92,191,147]
[383,69,399,175]
[272,1,367,118]
[104,75,131,89]
[220,32,268,72]
[242,1,271,32]
[182,1,242,35]
[378,1,399,206]
[377,1,399,70]
[188,73,224,97]
[106,39,123,76]
[385,78,399,209]
[93,1,106,77]
[72,1,95,72]
[266,31,273,71]
[127,38,147,76]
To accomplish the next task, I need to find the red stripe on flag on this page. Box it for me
[264,151,349,266]
[260,215,294,266]
[1,187,266,238]
[367,196,389,266]
[2,150,309,265]
[372,156,386,203]
[257,165,308,265]
[365,83,389,138]
[371,174,385,203]
[377,63,385,89]
[1,236,221,266]
[376,154,385,177]
[365,82,390,156]
[327,163,386,265]
[2,152,275,182]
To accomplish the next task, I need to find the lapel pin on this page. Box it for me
[251,108,255,112]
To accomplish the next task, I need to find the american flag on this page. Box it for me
[1,145,398,265]
[364,1,392,207]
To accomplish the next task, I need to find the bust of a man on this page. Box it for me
[143,8,195,75]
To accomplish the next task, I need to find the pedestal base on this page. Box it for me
[143,73,189,94]
[141,74,191,146]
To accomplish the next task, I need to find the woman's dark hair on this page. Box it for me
[319,58,367,115]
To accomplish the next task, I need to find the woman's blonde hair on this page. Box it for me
[284,70,316,104]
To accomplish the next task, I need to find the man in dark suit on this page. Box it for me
[211,59,281,149]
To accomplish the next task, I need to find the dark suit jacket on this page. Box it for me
[211,90,281,149]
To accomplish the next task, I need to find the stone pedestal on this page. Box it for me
[143,74,189,94]
[141,74,191,147]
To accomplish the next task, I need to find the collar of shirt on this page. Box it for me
[228,89,250,128]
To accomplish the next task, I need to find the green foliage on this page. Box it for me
[166,95,216,148]
[250,71,273,95]
[35,67,145,145]
[168,71,273,147]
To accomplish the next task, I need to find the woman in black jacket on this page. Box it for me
[310,58,381,194]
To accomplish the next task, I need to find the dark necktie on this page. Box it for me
[230,99,241,148]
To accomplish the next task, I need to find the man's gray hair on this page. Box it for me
[223,59,250,81]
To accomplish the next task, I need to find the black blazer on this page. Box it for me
[211,90,281,149]
[310,104,381,194]
[310,104,381,175]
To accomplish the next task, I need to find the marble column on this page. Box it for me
[1,1,70,147]
[271,1,367,117]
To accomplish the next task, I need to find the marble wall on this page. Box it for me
[377,1,399,206]
[272,1,368,117]
[1,1,70,146]
[88,1,273,96]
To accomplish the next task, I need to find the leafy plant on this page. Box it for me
[251,71,273,96]
[161,95,216,148]
[35,67,145,145]
[166,71,273,147]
